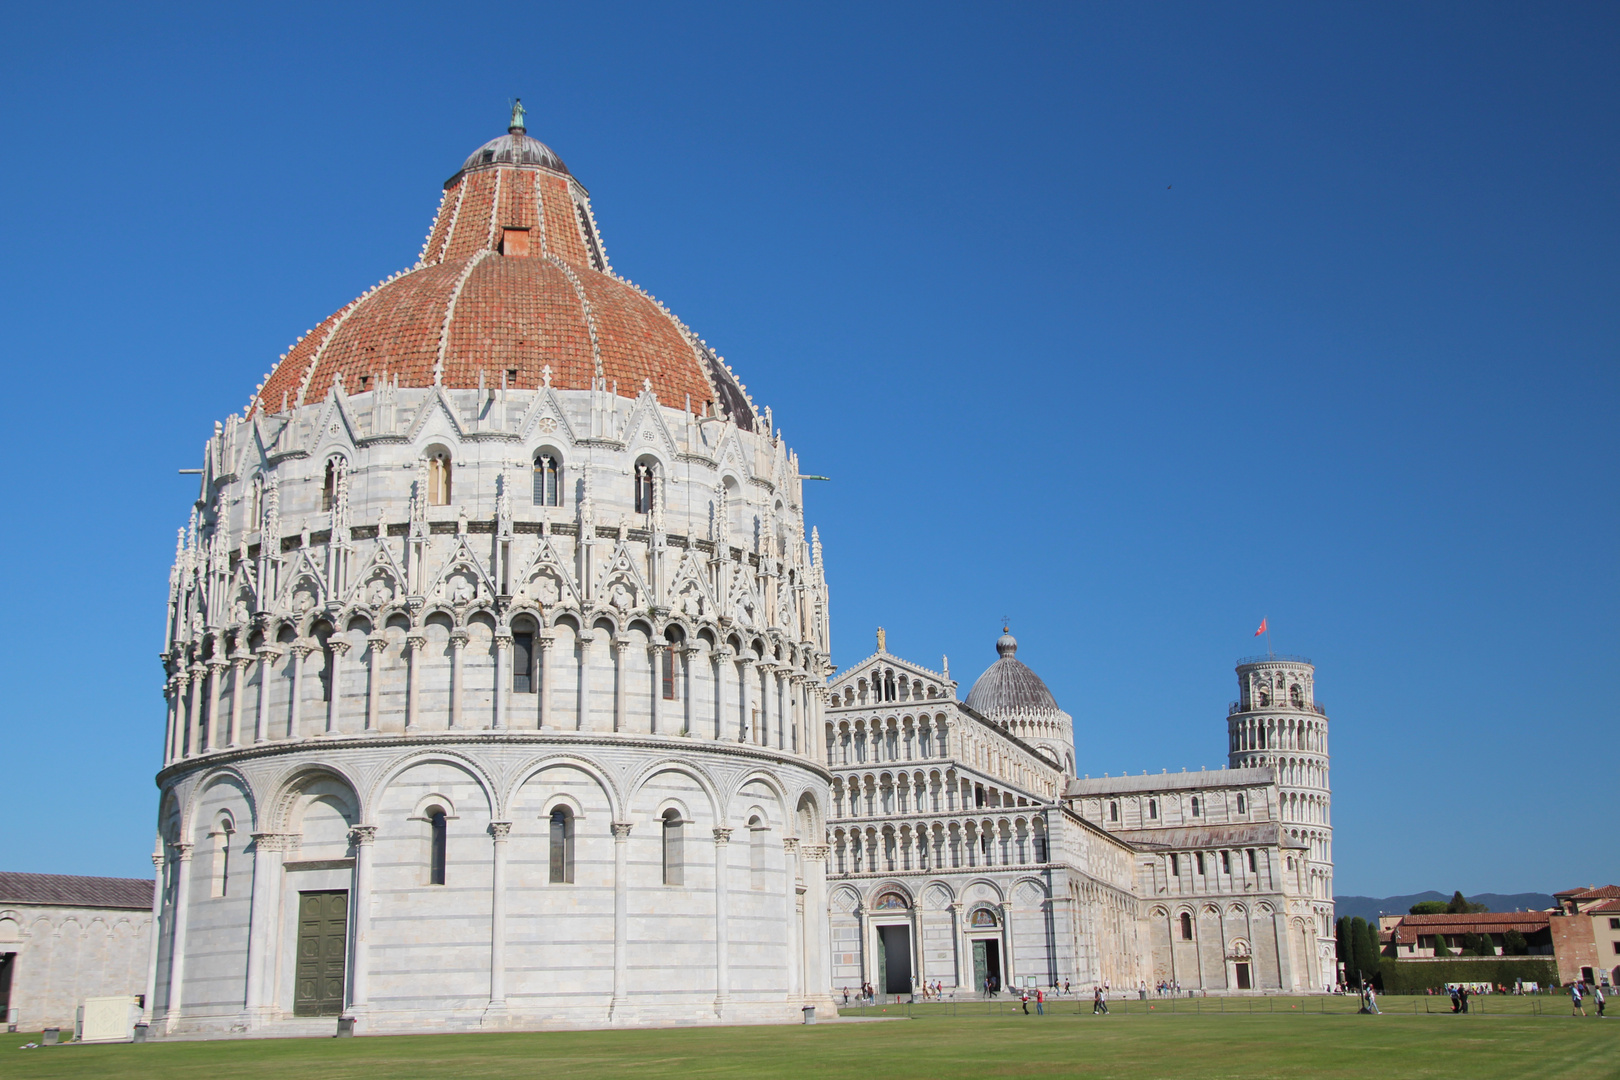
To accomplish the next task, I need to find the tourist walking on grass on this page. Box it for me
[1094,986,1108,1015]
[1020,990,1030,1014]
[1035,988,1045,1015]
[1572,984,1586,1016]
[1594,985,1605,1017]
[1366,985,1380,1015]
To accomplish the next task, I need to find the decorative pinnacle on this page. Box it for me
[509,98,526,134]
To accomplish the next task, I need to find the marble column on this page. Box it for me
[738,657,754,742]
[164,676,181,764]
[183,667,202,757]
[801,844,832,1006]
[228,655,250,747]
[243,832,289,1022]
[493,632,511,730]
[951,901,969,990]
[649,643,667,736]
[538,635,554,729]
[610,821,632,1019]
[577,631,593,731]
[254,647,278,744]
[612,638,629,733]
[681,646,697,735]
[448,631,468,728]
[405,633,426,730]
[205,659,227,751]
[326,640,349,734]
[713,648,731,740]
[287,644,313,739]
[141,843,164,1022]
[365,634,388,731]
[1000,901,1017,990]
[487,821,511,1017]
[164,842,195,1031]
[713,826,732,1017]
[783,837,801,1001]
[347,825,377,1013]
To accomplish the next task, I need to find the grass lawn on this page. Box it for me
[9,1004,1615,1080]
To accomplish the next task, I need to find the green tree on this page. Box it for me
[1503,929,1529,956]
[1348,917,1380,983]
[1432,932,1452,957]
[1462,932,1492,956]
[1359,919,1384,987]
[1336,917,1354,975]
[1410,900,1449,915]
[1448,890,1488,914]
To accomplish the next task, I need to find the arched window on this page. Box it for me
[210,819,234,898]
[1148,799,1158,820]
[533,453,562,507]
[427,449,452,506]
[428,810,447,885]
[1195,852,1205,875]
[1237,793,1247,814]
[549,807,574,884]
[634,460,657,514]
[1109,801,1119,822]
[512,625,535,693]
[749,815,766,889]
[1180,912,1193,940]
[1190,796,1201,818]
[321,459,338,512]
[1221,850,1231,874]
[1290,684,1303,707]
[661,808,683,886]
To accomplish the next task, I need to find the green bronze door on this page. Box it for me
[294,890,349,1017]
[972,939,988,993]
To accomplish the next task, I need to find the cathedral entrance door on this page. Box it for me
[294,890,349,1017]
[1235,962,1252,990]
[877,925,912,996]
[972,938,1001,993]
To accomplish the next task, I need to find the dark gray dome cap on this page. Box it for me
[449,132,572,186]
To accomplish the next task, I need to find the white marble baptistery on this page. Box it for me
[148,111,837,1035]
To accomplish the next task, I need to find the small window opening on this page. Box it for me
[428,810,447,885]
[549,807,574,884]
[1109,801,1119,822]
[662,809,683,886]
[749,816,766,889]
[533,453,561,507]
[321,459,337,513]
[1170,853,1179,877]
[661,646,676,700]
[1237,793,1247,814]
[1148,799,1158,820]
[634,461,656,514]
[1191,796,1200,818]
[513,632,534,693]
[1196,852,1205,875]
[1221,850,1231,874]
[501,226,531,257]
[1180,911,1193,940]
[1247,848,1257,873]
[427,450,452,506]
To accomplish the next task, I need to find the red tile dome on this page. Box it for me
[253,120,755,428]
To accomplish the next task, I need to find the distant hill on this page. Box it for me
[1333,891,1555,922]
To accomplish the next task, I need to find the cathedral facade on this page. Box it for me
[146,114,1333,1037]
[823,637,1335,998]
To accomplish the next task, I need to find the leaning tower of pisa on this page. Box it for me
[1227,655,1334,984]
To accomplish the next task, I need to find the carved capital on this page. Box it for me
[493,633,513,649]
[151,852,165,871]
[367,633,390,650]
[488,821,513,841]
[251,832,297,853]
[782,836,801,854]
[405,633,428,652]
[448,630,470,647]
[348,825,378,846]
[712,826,733,844]
[255,645,284,661]
[328,639,353,657]
[800,843,830,862]
[611,821,634,839]
[170,842,195,860]
[538,635,555,652]
[289,641,317,659]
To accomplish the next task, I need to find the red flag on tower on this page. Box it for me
[1254,617,1267,637]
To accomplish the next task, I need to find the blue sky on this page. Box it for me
[0,3,1614,897]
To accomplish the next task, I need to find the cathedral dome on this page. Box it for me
[252,118,755,429]
[964,631,1061,715]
